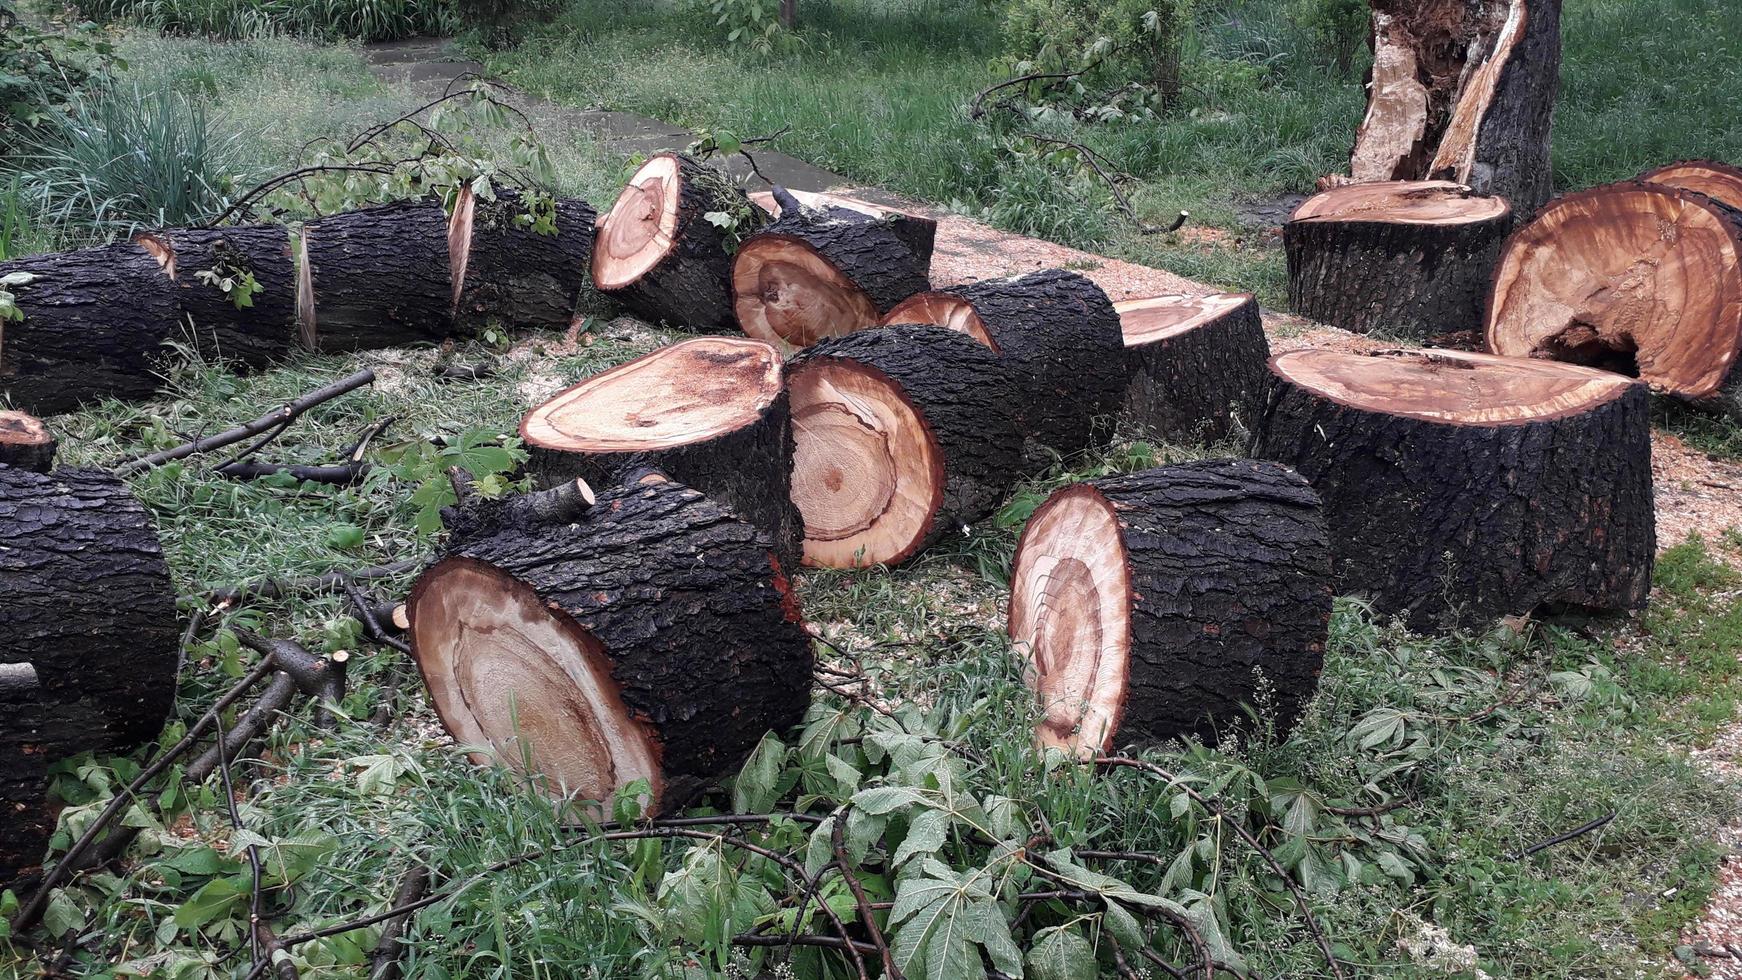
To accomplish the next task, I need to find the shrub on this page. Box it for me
[999,0,1191,111]
[451,0,564,49]
[1288,0,1369,76]
[72,0,457,42]
[0,0,115,153]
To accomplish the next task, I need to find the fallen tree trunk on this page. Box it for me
[1286,181,1511,337]
[1254,348,1655,630]
[298,199,455,352]
[592,153,763,332]
[0,466,180,755]
[1,663,56,890]
[135,223,299,368]
[407,477,812,813]
[788,325,1021,568]
[448,186,597,334]
[751,187,938,271]
[1485,182,1742,421]
[0,411,56,473]
[880,269,1125,464]
[1008,460,1331,755]
[733,187,929,350]
[1639,159,1742,210]
[521,337,801,565]
[1117,292,1270,444]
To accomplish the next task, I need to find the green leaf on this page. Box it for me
[1027,925,1096,980]
[891,806,950,867]
[732,733,786,814]
[325,523,365,550]
[42,889,85,937]
[852,785,927,815]
[173,877,244,929]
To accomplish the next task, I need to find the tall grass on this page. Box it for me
[73,0,457,41]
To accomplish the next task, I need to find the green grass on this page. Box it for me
[70,0,456,42]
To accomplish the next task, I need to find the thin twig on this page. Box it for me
[202,559,418,607]
[1511,812,1616,860]
[116,370,376,475]
[367,865,430,980]
[969,61,1102,119]
[833,805,894,979]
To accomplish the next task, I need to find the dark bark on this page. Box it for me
[1450,0,1561,216]
[0,467,179,755]
[0,411,57,473]
[300,199,455,352]
[137,223,299,368]
[0,663,56,890]
[453,189,596,334]
[0,241,180,414]
[751,191,929,313]
[1122,295,1271,444]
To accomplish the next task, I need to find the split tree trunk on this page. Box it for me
[1,663,56,889]
[733,187,929,350]
[592,153,764,332]
[1254,348,1655,630]
[407,476,812,814]
[0,466,180,756]
[521,337,801,565]
[880,269,1125,465]
[135,223,299,368]
[449,186,597,334]
[787,325,1021,568]
[0,411,56,473]
[1008,459,1331,755]
[298,199,455,352]
[751,187,938,271]
[1486,181,1742,421]
[1639,160,1742,211]
[1116,292,1270,444]
[0,242,181,414]
[1286,181,1511,337]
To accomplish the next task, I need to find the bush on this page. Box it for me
[999,0,1191,110]
[1288,0,1368,76]
[0,0,115,153]
[72,0,457,42]
[452,0,564,48]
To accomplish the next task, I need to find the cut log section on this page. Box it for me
[1254,348,1654,630]
[521,337,801,564]
[1117,292,1270,443]
[1008,459,1331,756]
[1350,0,1561,215]
[592,153,764,331]
[135,223,298,368]
[0,241,181,414]
[1639,160,1742,211]
[880,269,1125,464]
[1,663,55,890]
[448,185,597,333]
[1485,182,1742,420]
[0,411,56,473]
[750,187,938,270]
[298,199,455,352]
[0,466,179,756]
[407,477,812,813]
[1286,181,1512,337]
[732,187,930,350]
[788,325,1021,568]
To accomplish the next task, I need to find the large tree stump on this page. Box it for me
[880,270,1125,464]
[732,187,929,350]
[1485,182,1742,421]
[1254,348,1654,630]
[1,663,56,890]
[521,337,801,565]
[135,223,299,368]
[1008,459,1331,755]
[0,411,56,473]
[0,242,181,414]
[297,199,455,352]
[448,185,597,334]
[407,477,812,813]
[788,325,1022,568]
[1350,0,1561,216]
[1639,160,1742,211]
[0,466,180,756]
[1117,292,1270,443]
[592,153,763,332]
[1286,181,1512,337]
[751,187,938,272]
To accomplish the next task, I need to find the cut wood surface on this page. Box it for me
[0,663,55,889]
[0,411,56,473]
[788,325,1021,568]
[0,241,181,414]
[448,185,596,333]
[1008,459,1331,756]
[135,223,299,368]
[408,477,812,813]
[1286,181,1512,337]
[881,269,1125,463]
[1638,160,1742,211]
[522,337,801,564]
[749,187,938,269]
[593,153,762,331]
[298,199,456,352]
[0,466,179,756]
[1255,348,1655,629]
[1118,292,1270,443]
[1485,181,1742,420]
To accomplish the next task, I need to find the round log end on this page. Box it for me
[1290,180,1511,226]
[1117,292,1255,345]
[1273,348,1636,425]
[880,291,996,349]
[593,153,685,292]
[731,234,880,349]
[0,411,57,473]
[1639,159,1742,211]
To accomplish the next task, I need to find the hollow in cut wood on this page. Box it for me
[1638,160,1742,211]
[0,411,56,473]
[1118,292,1270,443]
[135,223,299,368]
[448,185,597,333]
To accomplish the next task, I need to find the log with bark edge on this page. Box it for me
[134,223,298,368]
[1485,181,1742,421]
[1008,459,1331,755]
[1638,160,1742,211]
[732,187,930,350]
[1350,0,1560,216]
[0,465,179,756]
[0,410,56,473]
[406,476,812,813]
[1,663,56,889]
[880,269,1125,464]
[1116,292,1270,443]
[297,198,455,352]
[0,241,181,414]
[787,325,1021,568]
[592,153,764,332]
[749,187,937,269]
[1285,180,1512,337]
[1253,348,1654,630]
[521,336,801,564]
[448,185,597,334]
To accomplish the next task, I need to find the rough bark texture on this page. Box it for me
[422,479,813,810]
[0,242,180,414]
[751,188,938,269]
[453,189,597,334]
[0,411,57,473]
[1121,295,1271,444]
[0,663,55,890]
[1254,363,1655,630]
[300,199,455,352]
[747,202,930,314]
[0,466,180,756]
[137,223,299,368]
[1451,0,1561,215]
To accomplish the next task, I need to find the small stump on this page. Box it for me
[0,411,56,473]
[1117,292,1270,443]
